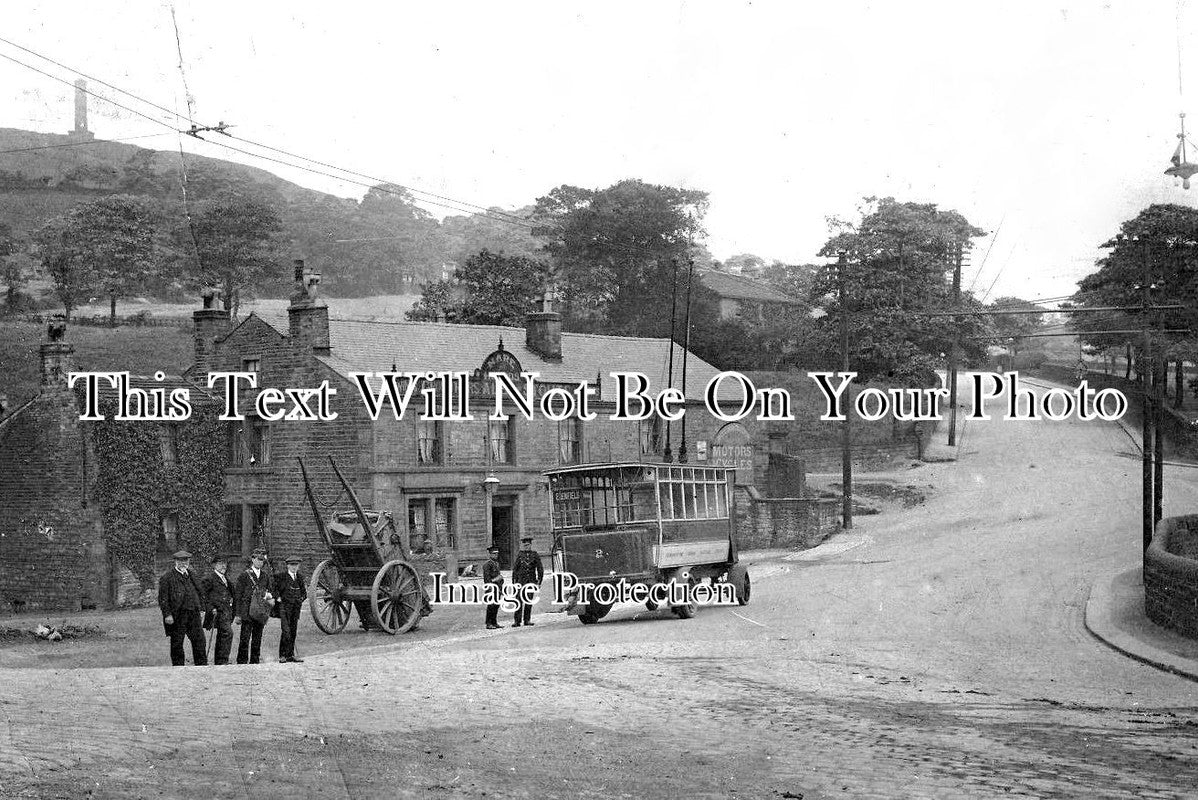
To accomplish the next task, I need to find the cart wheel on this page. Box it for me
[371,560,423,635]
[309,559,352,634]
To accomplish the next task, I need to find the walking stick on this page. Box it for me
[204,610,216,664]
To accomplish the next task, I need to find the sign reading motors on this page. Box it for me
[698,441,753,468]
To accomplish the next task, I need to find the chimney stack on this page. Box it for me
[40,320,74,390]
[525,293,562,361]
[288,258,330,354]
[193,289,230,376]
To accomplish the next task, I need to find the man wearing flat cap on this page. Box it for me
[201,555,235,665]
[157,550,208,666]
[234,548,275,665]
[483,544,504,630]
[273,555,307,663]
[511,536,544,628]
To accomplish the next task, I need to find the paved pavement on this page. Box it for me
[1085,567,1198,683]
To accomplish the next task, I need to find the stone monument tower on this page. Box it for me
[69,79,94,140]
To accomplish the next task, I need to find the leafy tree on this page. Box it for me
[533,179,708,335]
[1071,204,1198,400]
[0,223,23,310]
[812,197,989,385]
[36,218,92,320]
[184,192,284,318]
[407,249,552,326]
[988,296,1046,363]
[37,196,161,325]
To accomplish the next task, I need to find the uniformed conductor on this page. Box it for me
[511,536,544,627]
[483,544,504,629]
[274,555,307,663]
[157,550,208,666]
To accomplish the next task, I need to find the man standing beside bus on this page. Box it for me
[511,536,544,627]
[483,544,504,630]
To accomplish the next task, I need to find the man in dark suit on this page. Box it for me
[201,555,235,665]
[157,550,207,666]
[274,555,307,663]
[483,544,504,630]
[234,548,275,665]
[511,536,545,627]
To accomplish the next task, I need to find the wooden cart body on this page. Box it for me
[299,457,431,635]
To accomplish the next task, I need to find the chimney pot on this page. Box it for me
[526,295,562,361]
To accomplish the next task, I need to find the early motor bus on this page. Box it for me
[544,462,750,624]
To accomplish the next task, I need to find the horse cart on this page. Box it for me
[299,457,432,635]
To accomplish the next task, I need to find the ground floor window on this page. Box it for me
[408,496,460,551]
[224,502,270,554]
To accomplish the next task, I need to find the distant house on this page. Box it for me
[697,268,804,323]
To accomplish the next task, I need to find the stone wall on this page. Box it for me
[0,391,110,613]
[1144,515,1198,640]
[734,486,841,550]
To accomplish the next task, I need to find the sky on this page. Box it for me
[0,0,1195,303]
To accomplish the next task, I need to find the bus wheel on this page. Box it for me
[670,574,698,619]
[579,601,612,625]
[728,564,751,606]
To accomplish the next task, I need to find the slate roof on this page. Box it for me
[698,269,803,305]
[251,312,733,401]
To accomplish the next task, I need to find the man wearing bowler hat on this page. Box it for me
[157,550,208,666]
[234,548,274,664]
[274,555,307,663]
[483,544,504,630]
[201,555,235,665]
[511,536,544,627]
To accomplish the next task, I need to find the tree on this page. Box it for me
[184,192,284,318]
[0,223,23,311]
[988,296,1046,364]
[1072,204,1198,402]
[811,197,989,385]
[37,196,161,325]
[533,180,708,335]
[406,249,553,326]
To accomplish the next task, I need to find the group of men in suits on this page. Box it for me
[156,548,309,666]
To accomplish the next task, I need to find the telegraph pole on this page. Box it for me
[838,251,853,530]
[947,241,964,445]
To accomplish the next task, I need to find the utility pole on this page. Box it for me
[663,259,679,464]
[678,258,695,464]
[838,251,853,530]
[1135,234,1155,553]
[947,241,964,446]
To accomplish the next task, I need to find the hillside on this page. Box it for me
[0,128,542,297]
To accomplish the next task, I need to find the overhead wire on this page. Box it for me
[0,132,173,154]
[0,33,538,229]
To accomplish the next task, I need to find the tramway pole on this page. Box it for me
[838,251,853,530]
[1133,234,1155,553]
[663,258,679,464]
[678,258,695,464]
